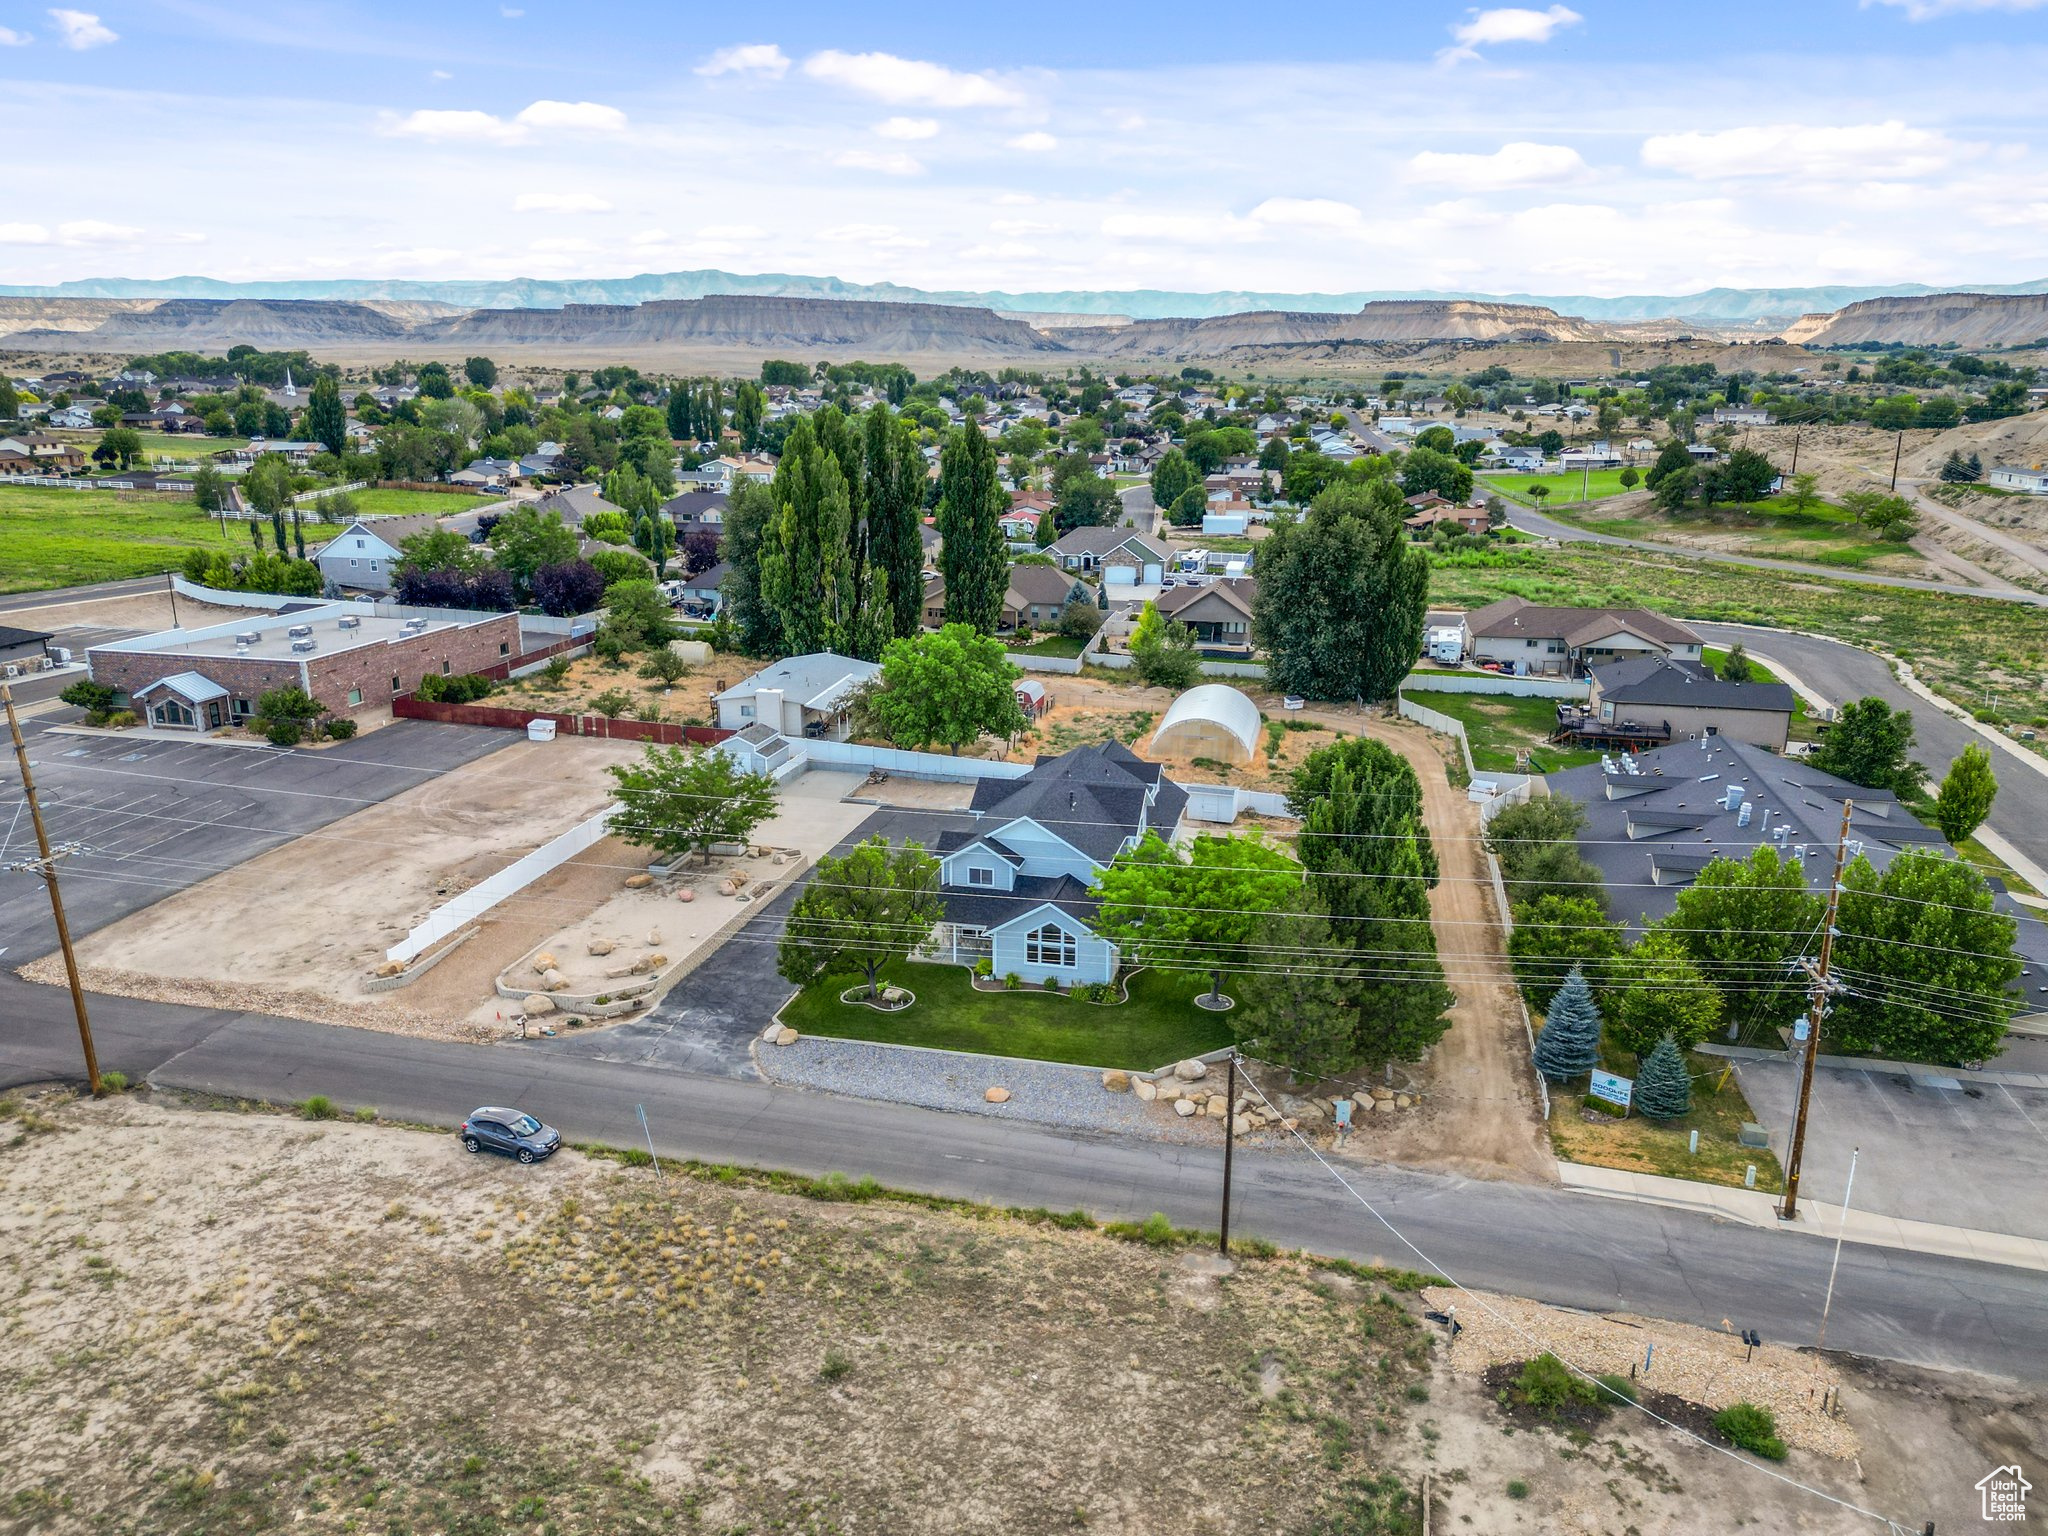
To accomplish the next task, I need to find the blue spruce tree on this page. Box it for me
[1635,1034,1693,1120]
[1532,965,1601,1083]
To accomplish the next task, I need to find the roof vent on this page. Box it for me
[286,623,313,638]
[291,637,317,653]
[337,615,361,631]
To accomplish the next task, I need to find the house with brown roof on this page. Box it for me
[1155,577,1257,652]
[1461,597,1702,677]
[923,563,1093,633]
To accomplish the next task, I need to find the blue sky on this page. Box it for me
[2,0,2045,294]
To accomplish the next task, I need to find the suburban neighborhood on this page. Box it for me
[3,5,2048,1532]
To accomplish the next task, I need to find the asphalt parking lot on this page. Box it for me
[1737,1055,2048,1240]
[0,720,512,954]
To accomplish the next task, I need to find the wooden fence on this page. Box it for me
[393,694,731,746]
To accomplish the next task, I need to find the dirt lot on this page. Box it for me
[30,736,642,1039]
[499,649,731,726]
[2,1091,2029,1536]
[11,590,247,636]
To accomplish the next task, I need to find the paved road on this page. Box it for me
[1507,503,2048,606]
[4,996,2042,1383]
[1692,621,2048,878]
[0,575,175,615]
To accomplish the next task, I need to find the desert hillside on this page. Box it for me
[1789,291,2048,349]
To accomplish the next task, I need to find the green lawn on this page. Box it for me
[48,430,249,463]
[0,485,353,593]
[341,488,499,517]
[1008,633,1089,658]
[1481,468,1639,507]
[780,962,1235,1070]
[1524,491,1908,572]
[1400,687,1600,774]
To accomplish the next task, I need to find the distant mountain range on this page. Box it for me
[6,270,2047,325]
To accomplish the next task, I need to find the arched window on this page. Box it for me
[1025,923,1075,969]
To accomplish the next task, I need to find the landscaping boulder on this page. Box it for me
[1231,1114,1253,1136]
[984,1086,1011,1104]
[645,929,662,945]
[541,968,568,991]
[678,888,697,903]
[1173,1098,1198,1118]
[522,993,556,1016]
[1156,1083,1182,1103]
[373,960,406,979]
[532,951,558,975]
[624,873,654,890]
[881,986,909,1005]
[1173,1058,1209,1082]
[1395,1094,1412,1109]
[773,1027,798,1047]
[587,938,615,957]
[1204,1096,1227,1119]
[629,953,669,975]
[1101,1070,1131,1093]
[1369,1086,1395,1103]
[1133,1078,1158,1102]
[761,1023,783,1043]
[605,964,635,980]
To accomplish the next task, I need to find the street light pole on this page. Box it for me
[2,683,100,1095]
[1780,797,1853,1221]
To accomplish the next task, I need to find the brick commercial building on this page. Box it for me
[88,602,522,730]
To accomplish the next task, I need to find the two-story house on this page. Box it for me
[931,741,1187,986]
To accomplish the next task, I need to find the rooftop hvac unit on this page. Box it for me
[337,615,362,630]
[287,624,313,638]
[1737,802,1752,827]
[291,638,317,653]
[401,617,429,634]
[235,631,261,644]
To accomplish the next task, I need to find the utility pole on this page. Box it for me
[1219,1050,1237,1257]
[1780,798,1853,1221]
[166,569,180,628]
[1788,427,1801,478]
[2,683,100,1095]
[1888,430,1904,493]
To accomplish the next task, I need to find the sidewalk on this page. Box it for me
[46,723,283,751]
[1558,1162,2048,1273]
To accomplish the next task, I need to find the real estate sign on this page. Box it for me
[1588,1070,1634,1112]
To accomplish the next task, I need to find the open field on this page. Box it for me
[1526,489,1934,574]
[1549,1048,1786,1192]
[342,487,499,517]
[1427,542,2048,734]
[0,487,351,593]
[46,428,252,461]
[783,961,1237,1069]
[3,1091,2032,1535]
[500,650,730,726]
[1399,688,1599,774]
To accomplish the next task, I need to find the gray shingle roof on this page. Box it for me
[1592,656,1794,715]
[967,740,1184,865]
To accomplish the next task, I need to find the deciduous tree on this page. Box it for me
[864,624,1024,753]
[1808,696,1923,797]
[777,837,942,999]
[1934,743,1997,845]
[607,744,779,866]
[1093,832,1303,1006]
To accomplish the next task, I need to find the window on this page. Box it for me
[1025,922,1076,969]
[391,674,402,693]
[230,698,251,720]
[347,688,362,706]
[441,661,451,675]
[499,642,510,656]
[968,866,994,887]
[739,703,754,719]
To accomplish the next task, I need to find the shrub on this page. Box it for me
[103,709,138,730]
[414,672,494,705]
[819,1350,853,1382]
[323,717,359,741]
[1505,1480,1529,1501]
[590,688,633,719]
[265,717,306,747]
[1511,1353,1598,1415]
[1043,976,1062,994]
[806,1172,882,1203]
[97,1070,129,1095]
[299,1094,338,1121]
[1140,1211,1175,1247]
[542,655,573,686]
[82,709,109,727]
[619,1147,653,1168]
[973,958,993,978]
[1713,1402,1786,1460]
[60,679,117,713]
[1003,972,1022,990]
[352,1105,377,1123]
[1594,1373,1637,1406]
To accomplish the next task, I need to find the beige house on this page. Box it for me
[1572,656,1796,751]
[1462,597,1702,677]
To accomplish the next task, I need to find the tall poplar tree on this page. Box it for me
[936,421,1007,634]
[864,404,928,640]
[761,419,855,655]
[306,373,347,458]
[733,381,766,452]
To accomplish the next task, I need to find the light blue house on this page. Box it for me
[932,741,1187,986]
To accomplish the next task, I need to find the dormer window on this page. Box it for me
[968,866,994,887]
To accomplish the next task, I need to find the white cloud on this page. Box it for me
[47,8,115,48]
[513,191,614,213]
[59,219,141,243]
[0,222,50,243]
[1245,198,1367,232]
[530,236,596,253]
[388,108,527,144]
[874,116,939,140]
[1641,120,1975,180]
[1405,141,1590,191]
[429,69,451,81]
[696,43,790,79]
[514,100,628,133]
[1006,131,1058,152]
[0,25,30,44]
[990,218,1060,236]
[697,223,767,240]
[1439,5,1581,65]
[802,49,1025,109]
[499,5,523,14]
[1861,0,2046,15]
[832,148,924,176]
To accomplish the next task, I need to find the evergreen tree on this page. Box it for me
[1252,479,1427,703]
[1236,899,1363,1080]
[1934,742,1997,845]
[1532,967,1601,1082]
[936,421,1008,633]
[306,373,347,458]
[1634,1035,1693,1120]
[861,405,926,641]
[761,419,855,655]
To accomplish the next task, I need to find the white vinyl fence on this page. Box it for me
[386,805,615,964]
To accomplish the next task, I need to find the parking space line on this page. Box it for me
[2001,1083,2048,1146]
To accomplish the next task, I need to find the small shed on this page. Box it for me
[1151,683,1261,765]
[1014,678,1050,719]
